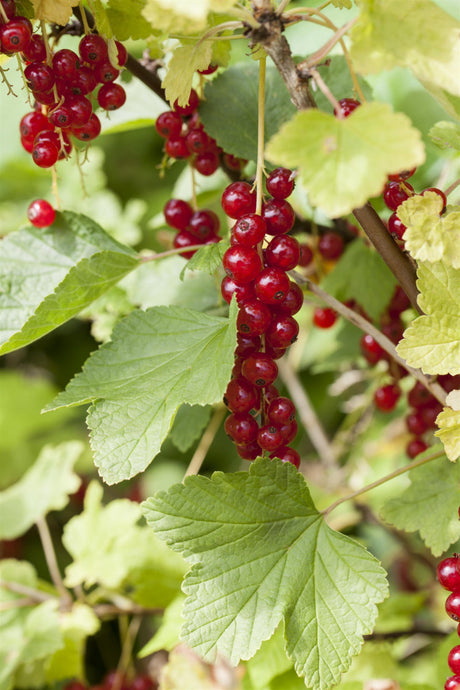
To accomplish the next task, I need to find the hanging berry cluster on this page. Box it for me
[163,198,221,258]
[437,551,460,689]
[2,4,128,168]
[220,169,303,469]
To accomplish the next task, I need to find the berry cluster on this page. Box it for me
[163,198,221,258]
[11,15,127,168]
[221,169,302,468]
[155,77,246,175]
[64,671,156,690]
[437,552,460,689]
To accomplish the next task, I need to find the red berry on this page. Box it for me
[269,445,300,468]
[65,95,93,126]
[223,153,246,171]
[313,307,337,329]
[447,592,460,621]
[257,425,284,451]
[276,282,303,316]
[235,333,261,358]
[163,199,193,230]
[173,89,199,116]
[267,397,296,425]
[27,199,56,228]
[165,136,189,159]
[97,82,126,111]
[222,182,256,219]
[231,214,266,247]
[53,49,80,80]
[387,212,407,240]
[262,198,295,236]
[68,66,97,96]
[405,410,428,436]
[32,140,59,168]
[242,353,278,388]
[115,40,128,67]
[265,235,300,271]
[236,299,271,336]
[194,150,219,176]
[422,186,447,211]
[79,34,108,64]
[374,384,401,412]
[388,286,411,316]
[223,246,262,285]
[388,168,416,182]
[220,276,254,305]
[266,315,299,349]
[71,113,101,141]
[266,167,295,199]
[94,60,119,83]
[173,229,199,259]
[0,17,32,52]
[0,0,15,22]
[407,381,435,409]
[188,209,219,240]
[278,419,298,444]
[318,232,344,260]
[254,267,289,305]
[406,437,428,458]
[383,181,414,211]
[22,34,46,62]
[49,104,74,129]
[236,441,262,460]
[419,401,442,429]
[381,318,404,344]
[20,111,51,141]
[334,97,360,117]
[298,243,313,267]
[360,334,385,365]
[156,111,183,139]
[445,676,460,690]
[439,375,460,393]
[198,64,218,75]
[24,62,55,92]
[185,128,209,153]
[224,412,259,445]
[437,557,460,591]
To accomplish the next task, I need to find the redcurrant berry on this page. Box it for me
[262,198,295,235]
[97,83,126,111]
[318,232,344,260]
[173,89,199,116]
[383,181,414,211]
[267,397,296,425]
[334,98,360,117]
[374,384,401,412]
[406,438,428,458]
[232,213,266,247]
[266,167,295,199]
[254,267,289,304]
[223,246,262,285]
[222,182,256,219]
[236,299,271,336]
[265,235,300,271]
[313,307,337,329]
[27,199,56,228]
[269,446,300,468]
[224,412,259,445]
[437,557,460,591]
[242,353,278,388]
[155,111,183,139]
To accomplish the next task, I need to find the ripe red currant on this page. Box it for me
[232,214,266,247]
[257,425,284,451]
[173,88,199,116]
[222,182,256,219]
[313,307,337,329]
[406,437,428,458]
[383,181,414,211]
[334,98,360,117]
[223,246,262,285]
[220,277,254,305]
[224,412,259,445]
[374,384,401,412]
[242,353,278,388]
[265,235,300,271]
[269,446,300,468]
[266,167,295,199]
[254,267,289,305]
[318,232,344,260]
[155,111,183,139]
[447,592,460,621]
[236,299,271,336]
[438,557,460,591]
[266,315,299,348]
[262,198,295,235]
[97,83,126,111]
[267,397,296,425]
[27,199,56,228]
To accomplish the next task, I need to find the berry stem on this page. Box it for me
[115,614,142,688]
[36,516,73,608]
[190,163,198,211]
[0,65,16,97]
[40,20,53,68]
[51,165,61,210]
[322,448,445,516]
[184,404,227,477]
[140,244,208,263]
[446,177,460,197]
[0,2,8,22]
[255,55,266,216]
[309,67,341,114]
[15,55,33,106]
[78,0,91,34]
[292,269,447,405]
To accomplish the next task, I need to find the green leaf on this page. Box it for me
[142,0,238,34]
[106,0,154,40]
[435,407,460,462]
[313,56,372,115]
[138,595,185,657]
[265,103,425,218]
[169,404,212,453]
[143,458,388,690]
[429,121,460,150]
[0,442,83,540]
[45,604,100,683]
[381,447,460,556]
[330,0,352,7]
[90,0,113,38]
[46,303,237,484]
[163,41,213,107]
[0,211,139,355]
[199,63,297,162]
[245,624,293,689]
[180,240,228,279]
[397,193,460,267]
[349,0,460,109]
[396,261,460,374]
[321,239,397,321]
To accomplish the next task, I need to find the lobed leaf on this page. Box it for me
[163,41,213,107]
[30,0,78,24]
[436,407,460,462]
[143,458,388,690]
[429,121,460,150]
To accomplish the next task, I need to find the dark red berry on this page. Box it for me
[236,441,262,460]
[422,186,447,211]
[265,235,300,271]
[155,111,183,139]
[24,62,55,92]
[439,375,460,393]
[223,153,246,171]
[187,209,219,240]
[22,34,46,62]
[437,557,460,591]
[164,199,193,230]
[53,49,80,80]
[232,214,266,247]
[407,381,434,409]
[165,136,189,159]
[313,307,337,329]
[388,286,411,316]
[65,95,92,126]
[419,401,442,429]
[67,66,96,96]
[224,412,259,445]
[236,299,271,336]
[447,592,460,621]
[173,229,199,259]
[266,315,299,349]
[27,199,56,228]
[97,82,126,110]
[262,198,295,236]
[20,111,51,141]
[269,446,300,468]
[278,420,298,444]
[94,60,119,83]
[374,384,401,412]
[173,89,199,116]
[268,397,296,425]
[71,112,101,140]
[49,105,73,128]
[405,410,428,436]
[185,128,208,153]
[34,130,71,159]
[360,334,385,365]
[266,167,295,199]
[220,276,254,305]
[381,318,404,344]
[79,34,108,64]
[0,17,32,52]
[388,168,416,182]
[257,425,284,451]
[318,232,344,260]
[198,63,218,75]
[32,140,59,168]
[298,243,313,267]
[406,437,428,458]
[445,676,460,690]
[222,182,256,219]
[254,267,289,304]
[194,150,219,176]
[388,212,407,240]
[235,333,261,358]
[383,181,414,211]
[223,246,262,285]
[242,353,278,388]
[334,97,360,117]
[276,282,303,316]
[0,0,15,22]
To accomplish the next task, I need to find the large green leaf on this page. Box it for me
[0,211,139,355]
[143,458,388,690]
[0,442,83,540]
[265,103,425,218]
[142,0,239,34]
[321,239,397,321]
[396,261,460,374]
[46,303,237,484]
[199,63,297,162]
[380,447,460,556]
[349,0,460,115]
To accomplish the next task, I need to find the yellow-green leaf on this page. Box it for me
[436,408,460,462]
[396,261,460,375]
[142,0,238,35]
[265,103,425,218]
[30,0,78,24]
[397,193,460,268]
[163,41,213,107]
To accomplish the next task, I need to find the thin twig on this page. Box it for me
[255,56,266,215]
[277,359,339,471]
[140,244,210,263]
[184,405,227,477]
[308,67,341,113]
[291,271,447,406]
[0,597,37,611]
[0,580,54,602]
[93,603,164,618]
[322,448,445,516]
[364,628,447,640]
[36,517,73,607]
[276,0,291,15]
[446,177,460,197]
[116,615,142,686]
